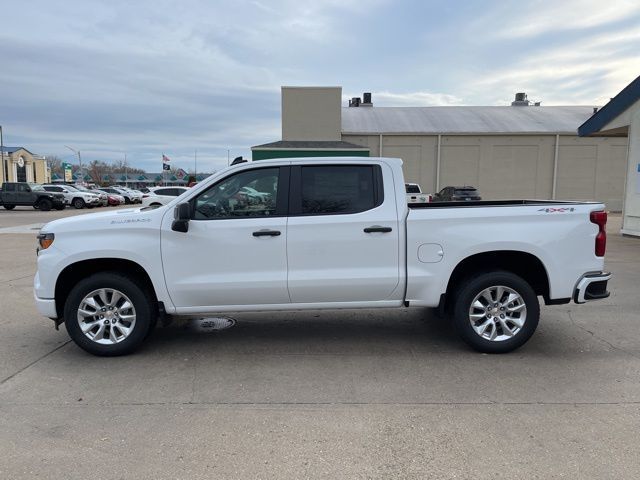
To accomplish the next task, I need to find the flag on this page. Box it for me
[162,154,171,164]
[163,163,170,170]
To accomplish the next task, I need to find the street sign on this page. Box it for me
[62,162,73,182]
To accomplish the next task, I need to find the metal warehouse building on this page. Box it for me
[252,87,628,210]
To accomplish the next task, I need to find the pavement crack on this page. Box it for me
[190,360,197,403]
[566,310,640,360]
[0,340,71,386]
[2,400,640,407]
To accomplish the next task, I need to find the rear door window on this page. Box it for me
[294,165,382,215]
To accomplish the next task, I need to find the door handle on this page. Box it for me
[364,226,392,233]
[252,229,281,237]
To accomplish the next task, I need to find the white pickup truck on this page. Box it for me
[34,157,611,356]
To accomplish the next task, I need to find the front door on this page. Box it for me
[161,166,290,309]
[286,163,401,304]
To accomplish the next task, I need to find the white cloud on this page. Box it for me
[466,26,640,105]
[487,0,640,38]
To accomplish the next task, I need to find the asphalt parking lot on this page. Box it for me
[1,207,639,479]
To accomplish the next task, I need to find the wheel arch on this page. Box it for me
[54,258,158,319]
[445,250,551,305]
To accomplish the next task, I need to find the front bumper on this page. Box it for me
[34,291,58,319]
[574,272,611,304]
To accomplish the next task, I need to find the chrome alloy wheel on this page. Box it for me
[76,288,137,344]
[468,285,527,342]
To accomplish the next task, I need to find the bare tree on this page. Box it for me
[45,155,63,177]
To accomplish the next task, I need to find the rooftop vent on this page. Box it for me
[511,92,541,106]
[349,92,373,107]
[512,92,530,106]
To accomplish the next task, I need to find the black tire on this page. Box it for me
[452,271,539,354]
[124,197,131,205]
[3,204,15,210]
[38,198,52,211]
[73,198,85,209]
[64,272,155,356]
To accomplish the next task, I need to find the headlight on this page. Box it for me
[37,232,55,250]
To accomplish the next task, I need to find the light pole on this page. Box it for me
[64,145,82,183]
[0,125,7,183]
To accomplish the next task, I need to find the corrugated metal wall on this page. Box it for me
[343,134,628,210]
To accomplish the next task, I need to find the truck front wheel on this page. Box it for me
[64,272,154,356]
[38,198,52,211]
[452,271,539,353]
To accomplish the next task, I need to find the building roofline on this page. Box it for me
[578,74,640,137]
[342,131,581,136]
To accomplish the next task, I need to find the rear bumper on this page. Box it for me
[574,272,611,304]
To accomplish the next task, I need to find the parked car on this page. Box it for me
[42,184,101,209]
[405,183,432,204]
[141,186,190,208]
[119,187,143,203]
[433,186,482,202]
[74,185,108,206]
[1,182,65,211]
[102,187,139,205]
[34,157,611,357]
[92,189,124,206]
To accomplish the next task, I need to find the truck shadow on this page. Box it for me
[146,307,464,354]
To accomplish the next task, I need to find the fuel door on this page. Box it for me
[418,243,444,263]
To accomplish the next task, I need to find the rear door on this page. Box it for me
[16,183,32,204]
[287,162,401,304]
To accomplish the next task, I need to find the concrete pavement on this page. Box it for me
[0,208,639,479]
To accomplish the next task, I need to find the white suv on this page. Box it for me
[42,184,101,209]
[142,186,189,207]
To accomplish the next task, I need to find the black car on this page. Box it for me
[0,182,66,211]
[433,186,481,202]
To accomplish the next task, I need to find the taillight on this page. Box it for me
[590,210,607,257]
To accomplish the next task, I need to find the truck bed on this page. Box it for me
[409,199,599,209]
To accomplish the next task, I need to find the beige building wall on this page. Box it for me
[0,149,50,184]
[282,87,342,141]
[343,134,628,210]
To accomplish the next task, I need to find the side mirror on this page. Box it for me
[172,202,191,233]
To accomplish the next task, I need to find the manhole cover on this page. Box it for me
[190,316,236,333]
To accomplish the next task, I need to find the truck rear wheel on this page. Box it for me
[452,271,539,353]
[38,198,52,211]
[64,272,154,356]
[3,204,15,210]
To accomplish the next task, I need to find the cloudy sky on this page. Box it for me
[1,0,639,172]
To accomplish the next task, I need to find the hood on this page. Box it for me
[41,206,161,234]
